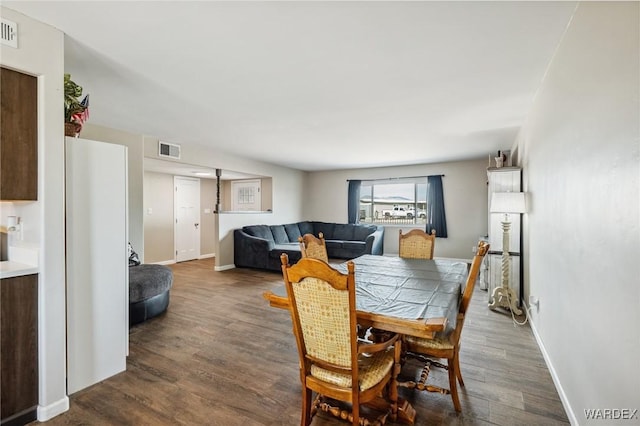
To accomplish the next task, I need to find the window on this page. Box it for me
[359,178,427,225]
[231,179,261,211]
[354,175,447,237]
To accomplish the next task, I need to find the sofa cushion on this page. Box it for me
[270,225,290,244]
[333,224,355,240]
[354,224,377,241]
[325,240,343,252]
[270,243,303,261]
[284,223,302,242]
[270,243,300,253]
[129,264,173,304]
[244,224,274,241]
[313,222,336,239]
[297,221,314,237]
[342,241,366,252]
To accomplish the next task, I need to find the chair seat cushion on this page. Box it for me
[404,334,454,351]
[310,348,395,391]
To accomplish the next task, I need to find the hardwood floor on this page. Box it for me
[33,258,569,425]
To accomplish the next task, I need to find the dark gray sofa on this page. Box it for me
[234,221,384,271]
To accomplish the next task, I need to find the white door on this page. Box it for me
[175,176,200,262]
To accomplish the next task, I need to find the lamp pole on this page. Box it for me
[488,213,523,315]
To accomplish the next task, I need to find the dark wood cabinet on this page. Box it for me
[1,274,38,425]
[0,67,38,201]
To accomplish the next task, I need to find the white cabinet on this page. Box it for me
[65,137,128,394]
[487,167,521,306]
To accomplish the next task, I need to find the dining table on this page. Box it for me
[264,254,470,338]
[263,254,471,424]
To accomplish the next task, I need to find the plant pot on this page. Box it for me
[65,122,81,137]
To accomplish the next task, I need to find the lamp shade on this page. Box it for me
[490,192,527,214]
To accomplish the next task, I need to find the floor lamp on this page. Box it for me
[488,192,527,315]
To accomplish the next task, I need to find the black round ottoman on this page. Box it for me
[129,264,173,326]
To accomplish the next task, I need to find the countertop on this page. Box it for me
[0,243,39,279]
[0,260,39,279]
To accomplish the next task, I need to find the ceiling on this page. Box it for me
[5,1,577,172]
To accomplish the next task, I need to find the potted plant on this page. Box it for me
[64,73,89,137]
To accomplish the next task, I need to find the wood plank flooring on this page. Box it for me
[32,258,569,425]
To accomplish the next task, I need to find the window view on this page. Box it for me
[359,179,428,225]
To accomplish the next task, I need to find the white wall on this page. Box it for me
[0,6,68,420]
[304,159,488,259]
[515,2,639,424]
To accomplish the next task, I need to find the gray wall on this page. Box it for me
[514,2,639,423]
[200,178,217,257]
[304,158,489,259]
[143,171,175,263]
[81,123,145,260]
[142,172,217,264]
[142,136,307,268]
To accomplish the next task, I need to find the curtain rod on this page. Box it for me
[347,174,444,182]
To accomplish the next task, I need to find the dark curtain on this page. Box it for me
[347,180,361,224]
[426,175,448,238]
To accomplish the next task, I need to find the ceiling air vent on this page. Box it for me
[158,141,181,159]
[1,18,18,48]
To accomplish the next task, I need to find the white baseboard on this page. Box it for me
[38,396,69,422]
[214,264,235,271]
[153,259,176,265]
[153,255,215,264]
[529,317,578,425]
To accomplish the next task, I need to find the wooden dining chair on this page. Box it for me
[298,232,329,263]
[280,253,402,426]
[399,241,489,412]
[398,229,436,259]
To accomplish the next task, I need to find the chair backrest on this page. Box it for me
[398,229,436,259]
[443,241,489,348]
[281,254,358,378]
[298,232,329,263]
[459,241,490,315]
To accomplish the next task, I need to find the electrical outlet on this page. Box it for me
[529,295,540,311]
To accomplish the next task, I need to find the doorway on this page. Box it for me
[174,176,200,262]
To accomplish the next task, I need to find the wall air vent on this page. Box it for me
[158,141,181,160]
[1,18,18,48]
